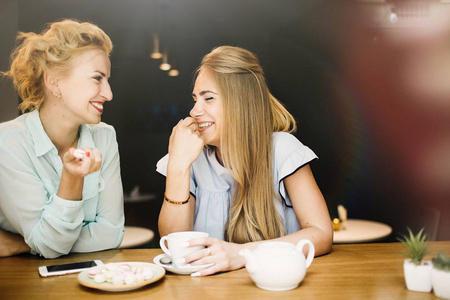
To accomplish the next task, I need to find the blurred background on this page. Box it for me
[1,0,449,245]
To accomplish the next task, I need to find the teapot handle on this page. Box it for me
[296,239,315,268]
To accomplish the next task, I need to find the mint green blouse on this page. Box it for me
[0,110,124,258]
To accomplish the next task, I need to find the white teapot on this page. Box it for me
[239,240,315,291]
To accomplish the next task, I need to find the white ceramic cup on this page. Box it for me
[159,231,209,267]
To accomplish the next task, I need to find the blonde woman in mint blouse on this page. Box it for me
[0,20,124,258]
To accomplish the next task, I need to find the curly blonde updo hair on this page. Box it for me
[3,19,113,113]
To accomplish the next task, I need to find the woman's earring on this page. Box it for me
[53,91,61,99]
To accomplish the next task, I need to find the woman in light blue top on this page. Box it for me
[0,20,124,258]
[157,46,332,276]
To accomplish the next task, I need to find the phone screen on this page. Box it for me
[46,261,98,272]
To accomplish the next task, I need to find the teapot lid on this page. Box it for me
[257,241,296,252]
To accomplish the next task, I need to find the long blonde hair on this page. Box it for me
[196,46,296,243]
[2,19,112,113]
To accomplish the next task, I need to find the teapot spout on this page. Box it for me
[239,248,258,273]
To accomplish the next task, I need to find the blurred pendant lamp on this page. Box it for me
[150,34,163,59]
[168,60,179,77]
[160,50,171,71]
[168,68,179,77]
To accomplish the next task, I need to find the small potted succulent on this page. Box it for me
[431,253,450,299]
[398,228,432,292]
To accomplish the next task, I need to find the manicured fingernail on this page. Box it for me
[191,272,201,277]
[181,242,189,248]
[86,152,90,157]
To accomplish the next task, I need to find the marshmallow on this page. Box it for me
[73,149,85,159]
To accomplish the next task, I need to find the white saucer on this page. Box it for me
[153,254,214,275]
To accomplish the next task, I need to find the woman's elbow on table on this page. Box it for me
[314,227,333,256]
[32,244,70,259]
[22,231,74,258]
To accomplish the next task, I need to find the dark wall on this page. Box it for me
[0,0,19,122]
[1,0,449,242]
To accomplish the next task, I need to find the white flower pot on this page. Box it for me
[403,259,432,292]
[431,268,450,299]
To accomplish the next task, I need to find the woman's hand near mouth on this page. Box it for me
[168,117,204,171]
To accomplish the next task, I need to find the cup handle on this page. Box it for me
[159,236,170,256]
[296,239,315,269]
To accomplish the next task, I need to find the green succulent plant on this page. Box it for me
[432,253,450,272]
[398,227,430,265]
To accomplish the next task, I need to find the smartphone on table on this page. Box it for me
[38,260,103,277]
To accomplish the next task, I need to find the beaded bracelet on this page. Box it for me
[164,193,190,205]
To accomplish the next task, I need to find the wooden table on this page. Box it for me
[2,242,449,299]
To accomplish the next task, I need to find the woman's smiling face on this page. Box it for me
[190,68,222,149]
[57,48,112,125]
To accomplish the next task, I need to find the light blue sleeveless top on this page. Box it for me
[156,132,317,240]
